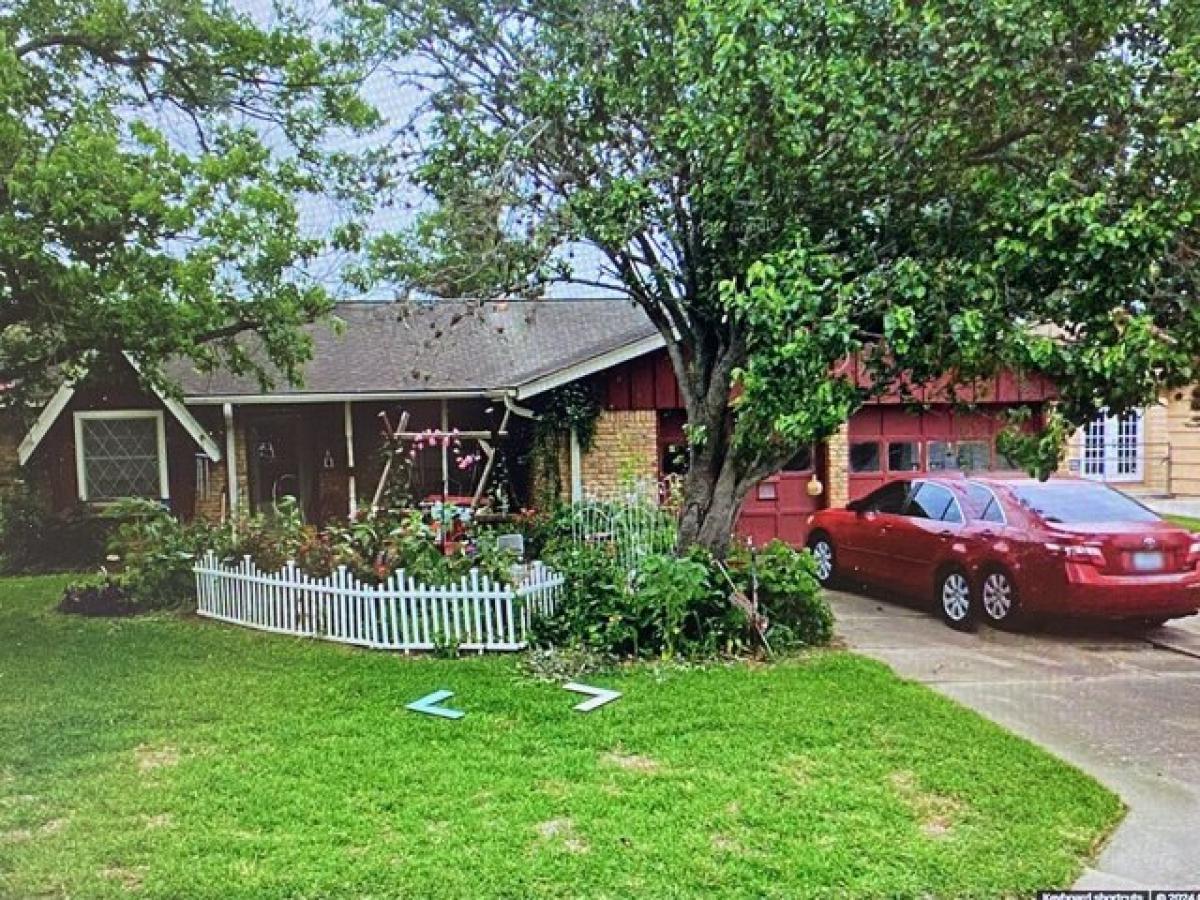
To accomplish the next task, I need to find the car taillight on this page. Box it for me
[1049,543,1106,566]
[1187,538,1200,568]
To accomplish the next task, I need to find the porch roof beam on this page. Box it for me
[183,390,509,405]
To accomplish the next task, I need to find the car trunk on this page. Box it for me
[1051,522,1193,574]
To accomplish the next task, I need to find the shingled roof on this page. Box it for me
[170,299,662,400]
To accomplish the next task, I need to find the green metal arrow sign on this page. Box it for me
[564,682,622,713]
[406,690,465,720]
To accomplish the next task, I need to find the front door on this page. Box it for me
[247,415,311,519]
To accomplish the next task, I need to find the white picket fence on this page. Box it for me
[193,551,564,652]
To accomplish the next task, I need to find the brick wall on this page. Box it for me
[826,424,850,509]
[193,458,228,521]
[579,409,658,498]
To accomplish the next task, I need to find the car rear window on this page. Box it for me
[1010,483,1160,524]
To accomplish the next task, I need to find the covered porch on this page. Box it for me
[202,394,535,525]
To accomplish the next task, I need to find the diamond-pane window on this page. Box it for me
[77,415,164,500]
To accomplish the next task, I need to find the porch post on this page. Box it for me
[569,430,583,502]
[344,401,357,518]
[440,398,450,497]
[223,402,238,518]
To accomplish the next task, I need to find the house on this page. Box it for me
[1063,391,1200,501]
[1,299,1055,546]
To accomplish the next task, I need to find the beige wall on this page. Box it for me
[1164,389,1200,498]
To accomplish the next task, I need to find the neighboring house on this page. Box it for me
[1,300,1055,546]
[1066,388,1200,499]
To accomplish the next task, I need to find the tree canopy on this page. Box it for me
[1,0,382,401]
[372,0,1200,554]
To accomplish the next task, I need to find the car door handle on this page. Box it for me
[938,530,953,540]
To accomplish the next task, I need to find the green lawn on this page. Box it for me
[1166,514,1200,532]
[0,576,1120,899]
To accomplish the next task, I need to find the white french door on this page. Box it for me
[1082,411,1143,482]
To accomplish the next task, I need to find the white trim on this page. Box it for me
[17,381,76,466]
[514,333,666,400]
[73,410,169,502]
[184,390,506,405]
[224,403,238,517]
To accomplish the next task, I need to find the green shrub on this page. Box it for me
[532,544,750,658]
[0,486,114,573]
[633,550,750,657]
[106,499,218,609]
[729,540,833,649]
[58,577,140,617]
[0,485,48,573]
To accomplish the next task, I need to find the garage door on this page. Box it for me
[846,405,1031,501]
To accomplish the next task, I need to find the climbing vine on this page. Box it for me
[530,382,603,505]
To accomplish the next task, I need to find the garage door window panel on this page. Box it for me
[956,441,992,472]
[887,441,920,472]
[74,411,168,502]
[850,442,881,473]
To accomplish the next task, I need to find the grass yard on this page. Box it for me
[0,576,1120,899]
[1165,513,1200,532]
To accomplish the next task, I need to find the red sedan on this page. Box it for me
[805,475,1200,630]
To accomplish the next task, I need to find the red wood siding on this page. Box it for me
[603,351,684,411]
[602,349,1055,411]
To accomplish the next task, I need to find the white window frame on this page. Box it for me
[1081,410,1144,483]
[73,410,169,502]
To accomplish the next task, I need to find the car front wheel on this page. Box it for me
[938,569,976,631]
[808,534,836,587]
[980,569,1019,628]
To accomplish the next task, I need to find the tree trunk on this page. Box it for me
[675,407,752,559]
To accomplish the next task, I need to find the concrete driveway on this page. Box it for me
[830,588,1200,890]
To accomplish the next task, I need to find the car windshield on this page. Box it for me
[1010,483,1160,524]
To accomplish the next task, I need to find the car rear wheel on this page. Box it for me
[980,570,1019,628]
[808,534,836,587]
[938,569,976,631]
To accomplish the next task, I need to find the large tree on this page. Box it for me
[371,0,1200,556]
[1,0,382,400]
